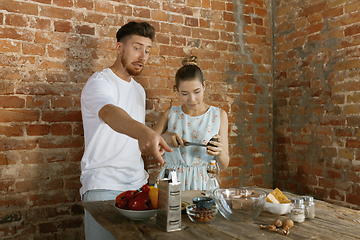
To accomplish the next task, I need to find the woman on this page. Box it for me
[154,56,229,191]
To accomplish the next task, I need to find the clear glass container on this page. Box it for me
[290,198,305,223]
[302,196,315,219]
[205,160,219,198]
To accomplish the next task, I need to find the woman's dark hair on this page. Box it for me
[116,21,155,42]
[174,56,204,91]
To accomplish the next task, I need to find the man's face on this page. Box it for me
[119,35,152,76]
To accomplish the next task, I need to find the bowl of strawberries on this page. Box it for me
[114,184,158,221]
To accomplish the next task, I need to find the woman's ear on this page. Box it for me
[203,81,206,91]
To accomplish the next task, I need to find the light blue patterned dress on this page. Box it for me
[157,105,221,191]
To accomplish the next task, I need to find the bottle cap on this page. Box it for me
[302,196,314,202]
[291,198,304,204]
[210,160,216,165]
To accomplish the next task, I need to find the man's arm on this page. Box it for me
[99,104,172,164]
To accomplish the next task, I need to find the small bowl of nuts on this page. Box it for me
[186,204,218,223]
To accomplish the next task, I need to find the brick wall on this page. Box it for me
[0,0,272,239]
[273,0,360,210]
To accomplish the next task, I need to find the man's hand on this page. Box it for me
[99,104,172,164]
[138,128,172,164]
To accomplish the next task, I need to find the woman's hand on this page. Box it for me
[161,132,185,148]
[206,134,223,156]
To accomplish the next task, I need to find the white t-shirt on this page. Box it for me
[80,68,148,197]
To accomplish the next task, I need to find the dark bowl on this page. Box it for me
[192,197,214,209]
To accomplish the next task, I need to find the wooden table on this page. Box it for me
[81,189,360,239]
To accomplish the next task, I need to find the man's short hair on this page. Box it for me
[116,21,155,42]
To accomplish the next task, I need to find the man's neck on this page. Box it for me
[109,61,131,82]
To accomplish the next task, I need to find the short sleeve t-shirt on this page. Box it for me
[80,68,148,197]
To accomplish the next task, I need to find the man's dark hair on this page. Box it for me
[116,21,155,42]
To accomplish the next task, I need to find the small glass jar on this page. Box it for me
[302,196,315,219]
[290,198,305,223]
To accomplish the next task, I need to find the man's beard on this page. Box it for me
[121,55,143,76]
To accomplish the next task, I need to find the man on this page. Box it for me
[80,21,171,240]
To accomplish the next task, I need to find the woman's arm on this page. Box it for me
[153,107,185,148]
[207,109,229,170]
[153,108,170,134]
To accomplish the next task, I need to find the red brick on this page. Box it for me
[0,152,17,165]
[346,193,360,205]
[54,20,73,32]
[75,0,94,10]
[0,138,37,151]
[185,17,198,27]
[22,43,46,56]
[0,96,25,108]
[323,6,343,19]
[346,139,360,148]
[40,5,74,19]
[133,7,150,18]
[38,136,83,148]
[50,123,72,135]
[54,0,73,7]
[163,2,193,16]
[0,1,38,15]
[345,1,360,13]
[0,110,39,122]
[5,14,28,27]
[42,111,82,122]
[151,10,167,22]
[334,59,360,71]
[0,26,33,41]
[345,24,360,36]
[0,124,24,137]
[129,0,159,8]
[299,2,327,17]
[26,124,50,136]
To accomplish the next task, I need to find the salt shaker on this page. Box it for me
[302,196,315,219]
[290,198,305,223]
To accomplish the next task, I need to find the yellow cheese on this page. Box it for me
[266,193,280,203]
[270,188,291,203]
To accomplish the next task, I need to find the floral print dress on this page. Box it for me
[157,105,221,191]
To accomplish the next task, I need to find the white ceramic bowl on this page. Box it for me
[113,203,157,221]
[265,202,291,215]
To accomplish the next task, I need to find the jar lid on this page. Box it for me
[291,198,304,204]
[302,196,314,202]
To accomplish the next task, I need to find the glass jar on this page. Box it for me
[290,198,305,223]
[205,160,219,198]
[302,196,315,219]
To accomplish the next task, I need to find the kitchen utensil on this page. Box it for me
[156,169,182,232]
[183,137,219,147]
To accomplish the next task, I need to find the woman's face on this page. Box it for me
[177,78,205,111]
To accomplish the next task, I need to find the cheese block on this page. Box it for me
[266,193,280,203]
[269,188,291,203]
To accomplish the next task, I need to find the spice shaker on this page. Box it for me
[290,198,305,223]
[302,196,315,219]
[156,169,182,232]
[205,160,219,198]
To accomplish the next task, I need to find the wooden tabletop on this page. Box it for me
[81,189,360,240]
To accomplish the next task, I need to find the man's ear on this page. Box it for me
[115,42,122,54]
